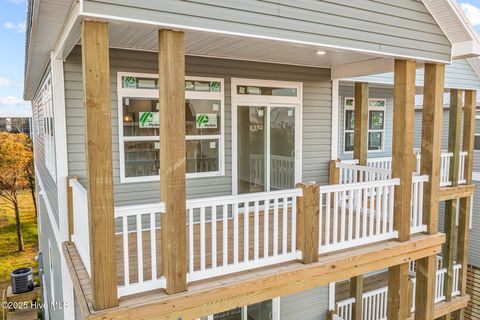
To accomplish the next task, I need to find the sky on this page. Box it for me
[1,1,480,117]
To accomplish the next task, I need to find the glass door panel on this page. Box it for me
[246,300,273,320]
[237,106,267,194]
[270,107,295,190]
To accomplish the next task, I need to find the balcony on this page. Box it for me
[332,257,463,320]
[68,162,430,299]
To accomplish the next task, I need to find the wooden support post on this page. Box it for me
[415,63,445,320]
[66,176,78,242]
[354,82,369,165]
[329,160,339,185]
[455,90,477,320]
[443,89,463,307]
[81,20,118,309]
[388,59,416,320]
[350,275,363,320]
[159,29,187,294]
[296,183,320,264]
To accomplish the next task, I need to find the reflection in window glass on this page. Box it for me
[247,300,273,320]
[368,132,383,151]
[186,99,221,136]
[369,110,384,130]
[186,139,219,173]
[345,110,355,130]
[124,141,159,177]
[123,98,159,137]
[345,132,354,152]
[237,86,297,97]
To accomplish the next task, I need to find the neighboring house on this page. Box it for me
[0,116,32,136]
[22,1,480,320]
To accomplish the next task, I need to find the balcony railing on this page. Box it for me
[341,150,468,187]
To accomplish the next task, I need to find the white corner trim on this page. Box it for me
[331,58,394,80]
[331,80,339,160]
[328,282,336,310]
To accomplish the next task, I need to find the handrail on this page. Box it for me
[319,178,400,193]
[336,162,391,175]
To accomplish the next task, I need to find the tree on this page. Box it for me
[24,137,37,217]
[0,132,33,252]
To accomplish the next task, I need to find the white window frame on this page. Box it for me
[231,78,303,195]
[117,72,225,183]
[475,109,480,151]
[343,97,386,154]
[201,297,280,320]
[33,74,56,180]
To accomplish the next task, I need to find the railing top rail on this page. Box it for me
[336,162,391,175]
[337,297,356,306]
[412,174,429,182]
[441,152,454,157]
[69,179,88,197]
[320,178,400,194]
[362,286,388,298]
[187,188,303,207]
[115,202,166,217]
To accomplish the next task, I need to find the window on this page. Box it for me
[475,106,479,151]
[118,73,225,182]
[33,74,56,180]
[343,97,386,153]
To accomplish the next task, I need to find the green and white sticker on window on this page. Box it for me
[196,113,217,129]
[139,112,159,128]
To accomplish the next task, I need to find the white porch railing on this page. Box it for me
[362,287,388,320]
[187,188,302,283]
[115,202,165,297]
[411,175,428,234]
[69,179,91,277]
[249,155,295,190]
[337,298,355,320]
[318,179,399,254]
[337,163,391,184]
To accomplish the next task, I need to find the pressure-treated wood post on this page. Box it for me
[296,183,319,264]
[159,29,187,294]
[455,90,477,320]
[350,275,363,320]
[66,176,78,242]
[414,63,445,320]
[443,89,463,308]
[354,82,369,165]
[81,20,118,309]
[388,59,416,320]
[329,160,339,185]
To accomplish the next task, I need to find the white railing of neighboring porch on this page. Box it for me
[362,287,388,320]
[187,188,302,283]
[337,163,391,184]
[341,151,467,187]
[410,175,428,233]
[318,179,400,254]
[69,179,91,277]
[337,298,355,320]
[115,202,165,297]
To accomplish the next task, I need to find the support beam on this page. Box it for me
[296,183,320,264]
[415,63,445,320]
[443,89,463,307]
[159,29,187,294]
[388,59,416,320]
[354,82,369,165]
[350,275,363,320]
[81,19,118,309]
[455,89,477,320]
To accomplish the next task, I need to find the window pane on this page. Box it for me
[369,111,384,130]
[122,76,158,89]
[345,98,354,107]
[123,97,159,137]
[186,99,221,136]
[213,308,242,320]
[368,132,383,151]
[345,132,354,152]
[247,300,273,320]
[186,139,219,174]
[185,80,221,92]
[345,110,355,130]
[270,107,295,190]
[124,141,159,177]
[475,136,480,150]
[237,86,297,97]
[369,99,386,108]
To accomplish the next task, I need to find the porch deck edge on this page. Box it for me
[63,233,445,320]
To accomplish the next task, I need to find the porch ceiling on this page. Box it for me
[106,23,380,69]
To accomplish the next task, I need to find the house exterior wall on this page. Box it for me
[280,286,329,320]
[31,67,59,225]
[81,0,451,63]
[64,47,332,205]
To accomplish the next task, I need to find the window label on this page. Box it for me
[196,113,217,129]
[139,112,159,128]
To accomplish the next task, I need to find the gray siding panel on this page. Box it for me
[281,286,329,320]
[65,47,331,205]
[83,0,451,62]
[346,59,480,90]
[338,85,393,160]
